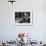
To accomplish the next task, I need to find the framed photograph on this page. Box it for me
[14,10,33,26]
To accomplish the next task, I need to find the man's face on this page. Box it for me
[24,13,29,20]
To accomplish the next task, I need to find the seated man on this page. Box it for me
[19,12,30,23]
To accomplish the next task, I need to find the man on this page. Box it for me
[19,12,30,23]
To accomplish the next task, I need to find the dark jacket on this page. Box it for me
[19,18,30,23]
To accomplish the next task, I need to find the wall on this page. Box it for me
[0,0,46,41]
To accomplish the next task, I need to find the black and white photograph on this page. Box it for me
[15,11,32,26]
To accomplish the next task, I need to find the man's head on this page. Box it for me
[23,12,30,20]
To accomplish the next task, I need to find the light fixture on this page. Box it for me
[8,0,16,4]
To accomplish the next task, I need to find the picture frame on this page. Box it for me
[14,10,33,26]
